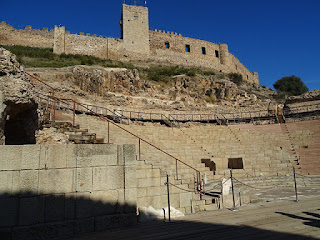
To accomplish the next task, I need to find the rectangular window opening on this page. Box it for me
[165,42,170,49]
[228,158,244,169]
[185,44,191,53]
[215,50,219,58]
[202,47,206,55]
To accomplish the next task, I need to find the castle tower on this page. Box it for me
[53,26,65,54]
[219,43,231,67]
[121,4,150,55]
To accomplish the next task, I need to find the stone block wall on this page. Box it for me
[0,144,137,240]
[0,22,53,48]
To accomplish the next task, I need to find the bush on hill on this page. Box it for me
[273,75,309,96]
[228,73,243,85]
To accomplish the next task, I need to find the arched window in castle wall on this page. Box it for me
[165,42,170,49]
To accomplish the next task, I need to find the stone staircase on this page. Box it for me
[42,121,105,144]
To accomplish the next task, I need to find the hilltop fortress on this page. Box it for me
[0,4,259,84]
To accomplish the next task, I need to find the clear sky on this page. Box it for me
[1,0,319,90]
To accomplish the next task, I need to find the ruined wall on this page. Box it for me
[0,144,137,239]
[0,22,53,48]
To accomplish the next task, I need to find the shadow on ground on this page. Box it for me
[1,191,319,240]
[276,211,320,228]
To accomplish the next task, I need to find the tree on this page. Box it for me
[273,75,309,96]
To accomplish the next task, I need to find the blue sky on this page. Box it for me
[1,0,319,90]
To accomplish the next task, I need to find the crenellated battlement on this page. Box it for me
[0,4,259,84]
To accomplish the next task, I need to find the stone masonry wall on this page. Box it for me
[0,144,137,240]
[0,4,259,84]
[0,22,53,48]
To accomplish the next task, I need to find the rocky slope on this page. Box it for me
[0,47,38,144]
[27,65,276,114]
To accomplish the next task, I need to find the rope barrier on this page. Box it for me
[232,174,293,190]
[167,182,197,193]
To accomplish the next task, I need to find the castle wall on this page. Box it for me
[0,22,53,48]
[64,33,124,59]
[0,4,259,84]
[149,30,259,84]
[121,4,150,55]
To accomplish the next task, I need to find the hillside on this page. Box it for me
[0,45,280,114]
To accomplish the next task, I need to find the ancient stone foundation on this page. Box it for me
[0,144,137,240]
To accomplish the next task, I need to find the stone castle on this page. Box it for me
[0,4,259,84]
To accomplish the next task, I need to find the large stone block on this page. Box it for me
[66,145,77,168]
[76,156,92,168]
[19,196,45,226]
[44,194,65,222]
[91,190,119,216]
[0,146,22,170]
[39,169,74,194]
[47,145,68,169]
[21,145,40,170]
[0,171,13,197]
[91,145,118,166]
[92,167,123,191]
[125,166,137,188]
[75,192,92,219]
[179,192,193,208]
[117,145,124,165]
[65,193,76,219]
[19,170,38,195]
[76,168,92,192]
[123,144,136,166]
[0,198,18,227]
[124,188,137,213]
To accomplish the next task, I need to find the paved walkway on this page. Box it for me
[66,196,320,240]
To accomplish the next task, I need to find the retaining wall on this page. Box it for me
[0,144,137,239]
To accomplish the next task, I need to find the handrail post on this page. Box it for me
[198,171,202,200]
[293,167,299,202]
[176,159,178,179]
[166,174,171,222]
[52,90,56,121]
[138,138,141,161]
[230,169,236,210]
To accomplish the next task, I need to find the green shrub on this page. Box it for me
[228,73,243,85]
[0,45,136,69]
[273,75,308,96]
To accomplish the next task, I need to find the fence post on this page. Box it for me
[175,159,178,179]
[230,169,236,210]
[138,138,141,161]
[52,90,56,121]
[166,174,171,222]
[293,167,299,202]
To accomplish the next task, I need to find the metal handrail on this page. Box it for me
[26,72,202,197]
[53,96,203,197]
